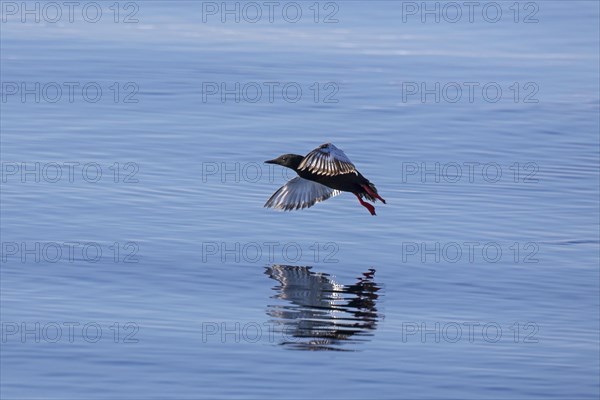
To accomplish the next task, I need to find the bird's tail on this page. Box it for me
[362,183,386,204]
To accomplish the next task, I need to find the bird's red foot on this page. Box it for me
[355,193,376,216]
[361,184,386,204]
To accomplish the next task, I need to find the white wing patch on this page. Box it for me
[265,177,341,211]
[298,143,356,176]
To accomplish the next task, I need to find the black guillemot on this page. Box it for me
[264,143,386,215]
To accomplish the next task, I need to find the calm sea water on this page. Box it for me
[1,1,599,399]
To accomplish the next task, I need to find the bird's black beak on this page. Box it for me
[265,159,278,165]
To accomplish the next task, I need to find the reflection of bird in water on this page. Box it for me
[265,265,381,351]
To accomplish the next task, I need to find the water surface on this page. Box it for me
[1,1,599,399]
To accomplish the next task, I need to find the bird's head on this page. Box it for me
[265,154,304,170]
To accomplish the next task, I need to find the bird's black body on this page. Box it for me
[300,162,378,201]
[267,153,376,197]
[265,148,385,215]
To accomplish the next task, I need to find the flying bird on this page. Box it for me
[264,143,386,215]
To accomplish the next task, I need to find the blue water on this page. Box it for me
[1,1,599,399]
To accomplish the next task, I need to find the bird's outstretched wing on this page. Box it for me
[264,177,341,211]
[298,143,357,176]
